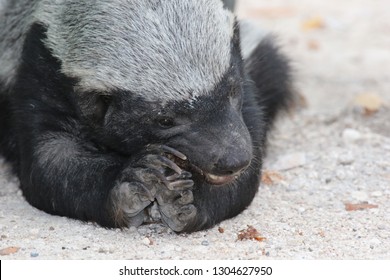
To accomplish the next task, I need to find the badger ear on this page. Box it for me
[75,91,112,126]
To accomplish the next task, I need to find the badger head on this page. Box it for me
[40,0,254,185]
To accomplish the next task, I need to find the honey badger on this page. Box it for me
[0,0,293,232]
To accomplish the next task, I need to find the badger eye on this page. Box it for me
[99,94,113,105]
[157,117,175,128]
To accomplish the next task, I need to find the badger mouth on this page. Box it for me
[204,173,237,185]
[169,155,237,186]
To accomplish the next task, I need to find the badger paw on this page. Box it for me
[109,145,193,228]
[109,180,155,227]
[157,180,197,232]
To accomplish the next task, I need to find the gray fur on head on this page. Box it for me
[0,0,37,88]
[1,0,235,102]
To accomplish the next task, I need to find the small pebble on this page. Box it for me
[142,237,151,246]
[201,240,209,246]
[371,191,383,197]
[351,191,369,201]
[175,247,183,252]
[369,238,381,245]
[30,252,39,258]
[338,152,355,165]
[29,228,40,235]
[335,170,346,180]
[273,152,307,171]
[125,226,137,234]
[342,128,362,143]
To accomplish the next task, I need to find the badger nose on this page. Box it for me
[204,152,251,185]
[213,152,251,176]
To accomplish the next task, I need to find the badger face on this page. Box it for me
[43,0,252,185]
[87,66,253,186]
[159,85,253,186]
[78,38,253,186]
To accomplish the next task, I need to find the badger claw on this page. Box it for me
[146,144,187,160]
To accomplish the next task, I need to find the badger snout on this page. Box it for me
[191,115,253,186]
[169,130,252,186]
[167,104,253,186]
[205,141,252,185]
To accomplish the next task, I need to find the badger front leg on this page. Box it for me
[17,129,192,228]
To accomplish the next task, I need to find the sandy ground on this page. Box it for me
[1,0,389,260]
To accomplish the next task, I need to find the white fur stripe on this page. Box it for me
[1,0,235,102]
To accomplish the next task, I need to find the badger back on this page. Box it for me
[25,0,234,103]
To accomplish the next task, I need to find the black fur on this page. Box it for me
[222,0,235,11]
[0,21,293,232]
[0,92,17,166]
[245,37,294,125]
